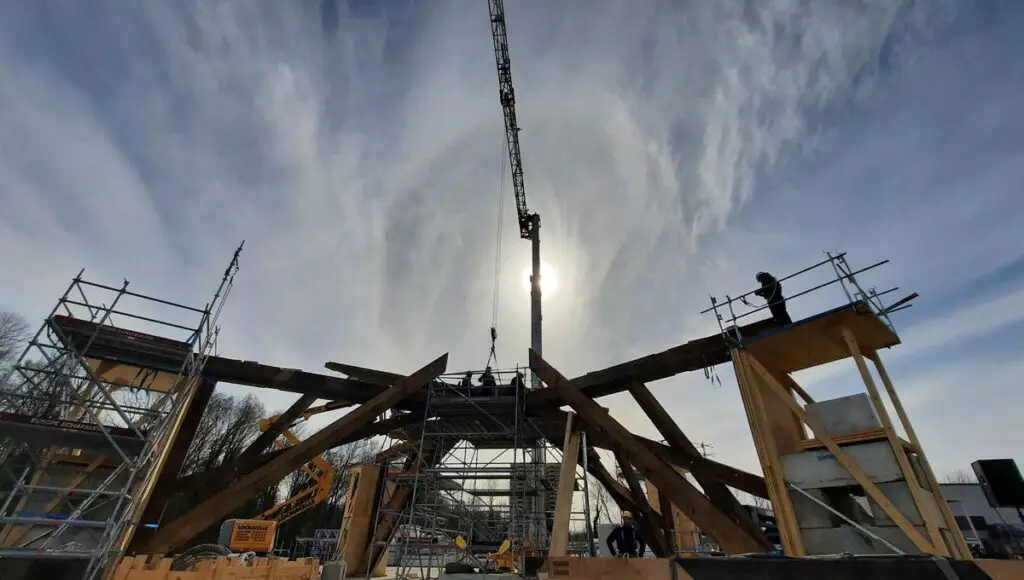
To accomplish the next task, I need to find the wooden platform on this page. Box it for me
[739,302,899,373]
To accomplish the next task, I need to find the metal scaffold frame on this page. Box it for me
[0,246,242,579]
[375,368,590,579]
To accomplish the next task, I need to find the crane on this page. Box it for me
[487,0,542,389]
[486,0,550,549]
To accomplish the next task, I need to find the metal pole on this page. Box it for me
[528,217,547,548]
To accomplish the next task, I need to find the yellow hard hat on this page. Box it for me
[622,511,633,519]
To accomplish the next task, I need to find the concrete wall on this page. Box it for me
[941,483,1024,539]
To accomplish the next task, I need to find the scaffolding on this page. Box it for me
[373,368,589,579]
[0,247,242,579]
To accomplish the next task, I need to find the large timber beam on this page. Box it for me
[240,393,318,459]
[577,442,665,557]
[325,361,403,386]
[540,409,767,499]
[613,450,670,557]
[527,318,779,407]
[628,381,767,544]
[203,356,390,403]
[173,412,423,498]
[142,354,448,552]
[131,377,217,549]
[530,350,770,554]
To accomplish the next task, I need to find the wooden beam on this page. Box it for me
[627,382,767,545]
[537,409,768,499]
[241,393,318,459]
[325,361,403,386]
[550,413,581,558]
[129,377,216,550]
[530,350,769,554]
[868,351,973,559]
[614,450,670,557]
[202,356,392,403]
[142,353,447,552]
[527,318,779,407]
[841,327,946,555]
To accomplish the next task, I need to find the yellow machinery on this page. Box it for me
[254,402,342,524]
[217,403,344,554]
[219,518,278,553]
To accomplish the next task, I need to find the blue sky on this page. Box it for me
[1,0,1022,481]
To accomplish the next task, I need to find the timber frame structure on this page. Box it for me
[1,250,978,578]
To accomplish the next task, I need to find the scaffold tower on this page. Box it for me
[0,246,242,579]
[363,367,589,579]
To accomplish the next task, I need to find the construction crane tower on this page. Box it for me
[487,0,542,388]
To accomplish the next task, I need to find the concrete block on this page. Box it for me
[801,524,930,555]
[806,394,882,437]
[782,441,903,489]
[868,481,944,528]
[790,488,836,529]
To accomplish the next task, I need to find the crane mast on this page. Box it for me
[487,0,542,389]
[487,0,548,549]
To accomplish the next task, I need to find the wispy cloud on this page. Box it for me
[1,1,1020,476]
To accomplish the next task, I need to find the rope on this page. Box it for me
[491,134,507,329]
[488,132,507,369]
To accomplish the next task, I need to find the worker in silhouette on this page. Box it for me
[606,511,645,558]
[754,271,792,325]
[478,366,496,396]
[509,371,525,389]
[460,371,474,394]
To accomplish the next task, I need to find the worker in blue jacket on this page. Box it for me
[606,511,646,558]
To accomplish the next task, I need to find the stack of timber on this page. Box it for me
[112,555,320,580]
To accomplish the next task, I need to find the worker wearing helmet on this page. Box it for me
[754,272,792,325]
[606,511,645,558]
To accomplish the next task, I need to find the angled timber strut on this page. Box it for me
[529,349,772,554]
[141,353,448,553]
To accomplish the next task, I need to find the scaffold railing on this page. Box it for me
[701,251,915,344]
[0,243,243,580]
[368,367,588,579]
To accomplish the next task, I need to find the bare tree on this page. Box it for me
[942,469,978,484]
[0,311,29,368]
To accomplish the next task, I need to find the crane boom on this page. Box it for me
[487,0,535,239]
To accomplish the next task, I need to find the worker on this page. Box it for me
[754,271,792,325]
[460,371,473,394]
[606,511,645,558]
[479,366,496,396]
[509,371,525,389]
[479,367,496,387]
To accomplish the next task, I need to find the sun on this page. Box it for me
[522,262,559,296]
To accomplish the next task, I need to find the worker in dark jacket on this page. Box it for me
[606,511,645,558]
[754,271,792,325]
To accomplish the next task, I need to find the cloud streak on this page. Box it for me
[3,1,1020,476]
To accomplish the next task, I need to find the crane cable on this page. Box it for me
[488,133,508,368]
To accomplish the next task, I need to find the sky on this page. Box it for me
[1,0,1023,487]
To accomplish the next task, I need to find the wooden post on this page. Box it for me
[869,351,973,559]
[550,413,581,557]
[841,326,947,555]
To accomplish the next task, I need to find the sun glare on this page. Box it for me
[522,262,559,296]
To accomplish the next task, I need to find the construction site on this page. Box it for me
[2,2,1023,580]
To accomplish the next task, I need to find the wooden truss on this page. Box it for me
[128,317,780,557]
[731,302,972,559]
